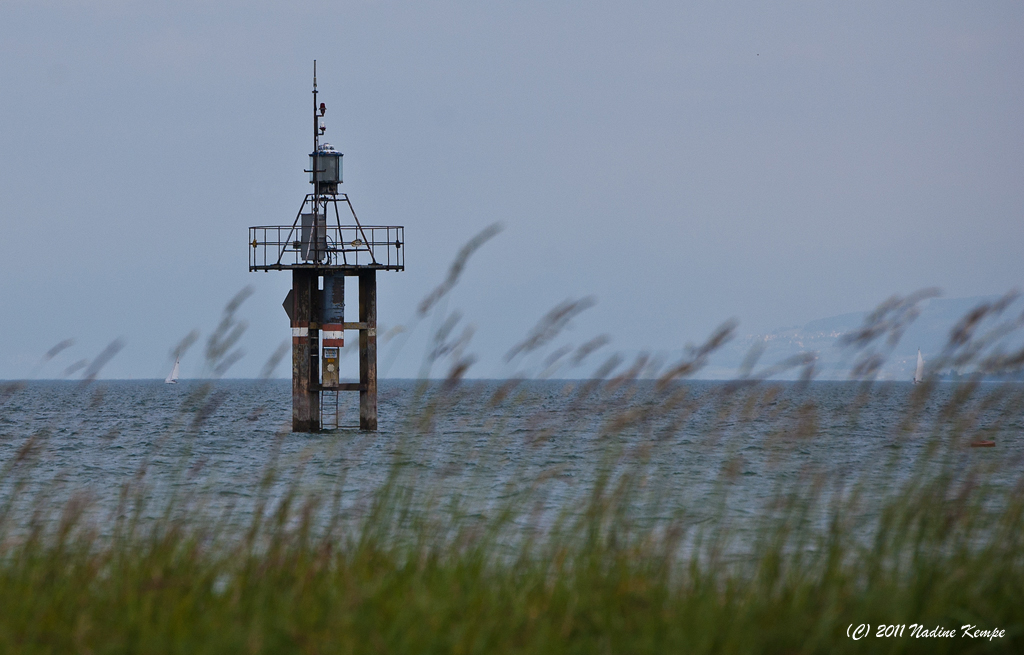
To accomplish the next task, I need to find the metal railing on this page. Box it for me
[249,225,404,270]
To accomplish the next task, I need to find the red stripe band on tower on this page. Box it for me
[322,324,343,346]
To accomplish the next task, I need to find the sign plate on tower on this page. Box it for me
[283,289,295,322]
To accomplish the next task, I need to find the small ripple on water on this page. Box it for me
[0,379,1018,526]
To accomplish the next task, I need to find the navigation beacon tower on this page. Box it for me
[249,63,404,431]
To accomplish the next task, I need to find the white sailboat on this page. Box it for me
[165,357,180,384]
[913,349,924,384]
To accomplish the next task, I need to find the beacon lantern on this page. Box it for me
[309,143,342,195]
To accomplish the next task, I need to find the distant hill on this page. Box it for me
[696,295,1023,381]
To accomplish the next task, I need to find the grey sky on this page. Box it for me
[1,1,1021,380]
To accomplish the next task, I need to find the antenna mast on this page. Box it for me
[313,60,319,152]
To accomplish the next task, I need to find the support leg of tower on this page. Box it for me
[291,269,320,432]
[359,269,378,431]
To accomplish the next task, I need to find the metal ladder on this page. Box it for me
[320,390,340,430]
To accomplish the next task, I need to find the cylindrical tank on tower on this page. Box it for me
[321,272,344,348]
[310,143,343,195]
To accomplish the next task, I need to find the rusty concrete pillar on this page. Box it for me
[358,269,377,431]
[291,269,320,432]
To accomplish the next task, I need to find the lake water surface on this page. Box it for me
[1,379,1019,534]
